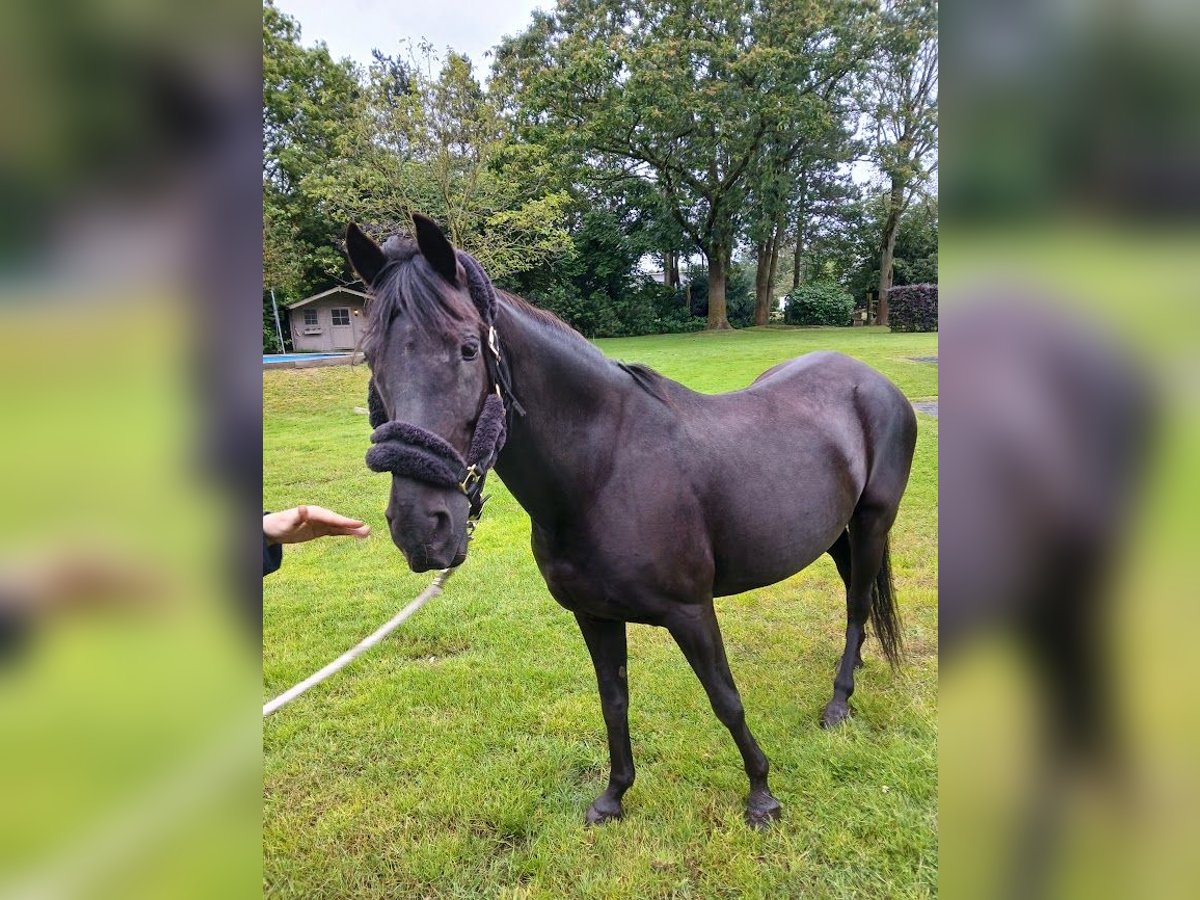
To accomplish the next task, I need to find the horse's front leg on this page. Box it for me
[667,602,781,828]
[574,612,634,825]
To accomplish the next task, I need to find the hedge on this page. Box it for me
[784,280,854,326]
[887,283,938,332]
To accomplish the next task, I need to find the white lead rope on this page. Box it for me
[263,567,456,717]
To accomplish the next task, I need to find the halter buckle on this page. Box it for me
[458,464,483,495]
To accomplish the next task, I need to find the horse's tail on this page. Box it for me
[870,534,904,670]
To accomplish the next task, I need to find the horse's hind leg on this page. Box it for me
[574,613,635,825]
[826,530,863,669]
[667,601,781,828]
[821,508,893,728]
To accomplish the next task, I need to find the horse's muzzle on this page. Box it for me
[386,500,468,572]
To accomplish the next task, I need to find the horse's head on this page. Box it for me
[347,215,492,572]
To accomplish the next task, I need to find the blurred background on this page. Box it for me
[0,0,260,897]
[940,0,1199,897]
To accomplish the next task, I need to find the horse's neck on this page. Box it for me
[492,300,627,530]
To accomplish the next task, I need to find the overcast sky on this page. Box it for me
[275,0,551,72]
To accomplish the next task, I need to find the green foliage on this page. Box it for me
[260,0,937,344]
[495,0,875,328]
[891,197,939,285]
[303,44,572,281]
[262,1,361,298]
[831,190,939,303]
[784,280,855,326]
[263,308,282,353]
[529,281,699,339]
[867,0,938,297]
[500,209,705,338]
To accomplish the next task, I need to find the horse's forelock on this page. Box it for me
[362,249,478,359]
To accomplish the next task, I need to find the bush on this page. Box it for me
[783,281,854,326]
[528,280,704,338]
[888,283,938,332]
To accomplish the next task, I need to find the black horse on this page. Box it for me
[347,215,917,827]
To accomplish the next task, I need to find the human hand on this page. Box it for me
[263,506,371,545]
[2,547,168,616]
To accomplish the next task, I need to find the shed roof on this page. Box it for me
[284,286,369,310]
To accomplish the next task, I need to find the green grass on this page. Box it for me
[263,325,938,898]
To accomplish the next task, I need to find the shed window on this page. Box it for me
[303,309,319,327]
[331,308,351,326]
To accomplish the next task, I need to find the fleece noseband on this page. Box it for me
[364,250,524,531]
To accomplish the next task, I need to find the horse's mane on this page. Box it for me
[496,289,578,338]
[498,290,671,403]
[362,239,669,403]
[617,362,671,402]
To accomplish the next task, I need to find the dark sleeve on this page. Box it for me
[263,512,283,577]
[0,601,32,664]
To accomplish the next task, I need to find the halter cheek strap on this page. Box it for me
[363,249,524,533]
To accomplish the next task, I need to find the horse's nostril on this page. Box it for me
[430,510,450,539]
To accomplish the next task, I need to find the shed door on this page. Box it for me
[330,308,354,349]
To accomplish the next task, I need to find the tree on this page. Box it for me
[788,160,859,291]
[498,0,874,330]
[866,0,937,325]
[890,192,938,285]
[262,0,362,321]
[304,43,572,280]
[838,186,937,303]
[746,109,859,326]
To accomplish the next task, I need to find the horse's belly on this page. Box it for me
[711,522,846,596]
[531,517,714,625]
[708,478,856,597]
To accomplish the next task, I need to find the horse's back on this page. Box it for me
[751,350,915,480]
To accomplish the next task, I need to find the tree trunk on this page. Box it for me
[792,219,806,290]
[792,178,808,290]
[665,250,679,289]
[766,218,783,315]
[876,179,905,326]
[753,239,771,327]
[753,216,785,327]
[706,243,732,330]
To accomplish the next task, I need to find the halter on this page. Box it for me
[364,250,524,536]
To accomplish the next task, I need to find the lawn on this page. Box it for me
[263,325,938,899]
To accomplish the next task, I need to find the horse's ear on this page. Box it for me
[412,213,458,284]
[345,223,385,285]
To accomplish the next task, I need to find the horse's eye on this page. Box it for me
[461,342,480,361]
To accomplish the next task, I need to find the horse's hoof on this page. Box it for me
[584,800,623,826]
[820,700,852,729]
[745,793,782,829]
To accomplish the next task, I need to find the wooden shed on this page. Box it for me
[285,287,368,352]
